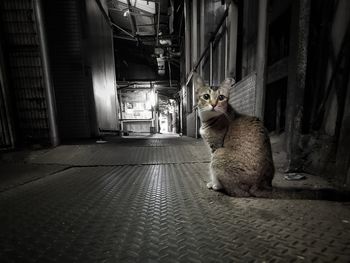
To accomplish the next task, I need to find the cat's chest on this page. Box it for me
[200,126,227,153]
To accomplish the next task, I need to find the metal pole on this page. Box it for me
[156,1,161,45]
[184,0,191,75]
[195,107,198,139]
[228,2,238,79]
[199,0,205,75]
[224,4,228,78]
[111,22,135,39]
[191,0,198,67]
[255,0,268,119]
[192,0,198,110]
[168,61,172,89]
[34,0,59,146]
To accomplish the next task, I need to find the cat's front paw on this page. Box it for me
[207,181,223,191]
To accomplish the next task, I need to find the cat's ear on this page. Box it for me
[193,72,205,88]
[220,78,235,89]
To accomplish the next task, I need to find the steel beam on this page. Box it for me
[255,0,269,119]
[111,22,135,38]
[34,0,59,146]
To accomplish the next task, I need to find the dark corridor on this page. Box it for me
[1,0,350,262]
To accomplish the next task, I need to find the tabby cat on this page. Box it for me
[194,73,274,197]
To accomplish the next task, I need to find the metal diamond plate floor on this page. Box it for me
[0,136,350,262]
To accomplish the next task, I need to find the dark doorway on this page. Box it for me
[264,77,287,133]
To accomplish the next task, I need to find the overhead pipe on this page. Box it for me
[34,0,59,146]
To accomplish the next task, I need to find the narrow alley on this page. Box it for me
[1,134,350,262]
[1,0,350,262]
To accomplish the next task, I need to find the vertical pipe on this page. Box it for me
[191,0,198,67]
[155,90,159,133]
[34,0,59,146]
[168,61,172,89]
[210,42,213,84]
[180,87,183,135]
[195,107,198,139]
[199,0,205,75]
[184,0,191,76]
[255,0,269,120]
[228,2,238,79]
[224,6,228,79]
[191,0,198,110]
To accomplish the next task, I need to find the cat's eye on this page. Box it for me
[218,95,225,101]
[203,94,210,100]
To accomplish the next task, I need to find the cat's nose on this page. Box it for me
[210,101,217,108]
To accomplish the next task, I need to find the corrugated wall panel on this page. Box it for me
[229,72,256,116]
[0,0,50,145]
[0,75,13,149]
[86,0,118,132]
[43,0,94,139]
